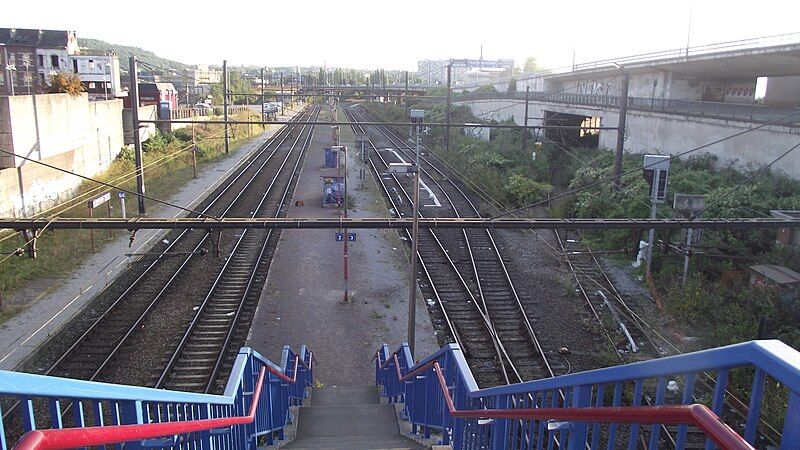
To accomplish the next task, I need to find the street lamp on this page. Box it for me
[407,108,425,357]
[6,64,16,95]
[104,62,111,100]
[22,62,31,95]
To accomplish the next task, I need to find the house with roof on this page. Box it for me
[0,28,78,94]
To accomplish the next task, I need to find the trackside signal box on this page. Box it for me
[643,155,670,203]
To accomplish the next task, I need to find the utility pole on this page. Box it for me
[405,71,411,140]
[280,73,285,116]
[522,86,530,153]
[260,67,265,126]
[223,60,229,154]
[613,68,629,191]
[407,108,425,357]
[129,56,146,214]
[445,63,452,152]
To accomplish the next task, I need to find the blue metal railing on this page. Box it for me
[0,346,313,450]
[375,340,800,450]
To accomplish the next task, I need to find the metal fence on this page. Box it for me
[1,346,313,450]
[376,340,800,449]
[443,91,800,127]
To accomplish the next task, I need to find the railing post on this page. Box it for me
[490,395,510,449]
[452,379,465,449]
[744,368,766,444]
[198,404,213,450]
[119,400,145,450]
[568,385,592,450]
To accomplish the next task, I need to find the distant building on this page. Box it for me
[186,65,221,86]
[750,264,800,290]
[71,51,122,100]
[417,58,514,86]
[771,210,800,247]
[0,28,78,94]
[122,82,178,109]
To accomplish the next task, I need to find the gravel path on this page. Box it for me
[246,106,438,386]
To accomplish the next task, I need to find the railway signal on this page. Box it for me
[407,108,425,357]
[643,155,670,275]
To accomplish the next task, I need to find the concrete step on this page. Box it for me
[282,435,425,449]
[295,403,399,439]
[311,385,380,406]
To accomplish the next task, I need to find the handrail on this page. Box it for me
[453,360,750,450]
[14,367,268,450]
[378,349,751,450]
[376,340,800,449]
[3,346,313,450]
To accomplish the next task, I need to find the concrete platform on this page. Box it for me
[247,106,438,386]
[0,109,300,370]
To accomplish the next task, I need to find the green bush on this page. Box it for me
[504,174,552,206]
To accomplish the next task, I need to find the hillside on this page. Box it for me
[80,38,188,74]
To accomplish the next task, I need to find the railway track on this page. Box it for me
[349,103,786,448]
[344,105,555,387]
[13,105,319,396]
[154,106,319,393]
[555,229,664,359]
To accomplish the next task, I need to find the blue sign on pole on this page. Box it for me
[335,232,344,241]
[348,233,356,242]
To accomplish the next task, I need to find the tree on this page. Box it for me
[48,73,85,96]
[209,69,253,105]
[508,77,517,92]
[523,57,541,74]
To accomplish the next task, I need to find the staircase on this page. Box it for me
[284,385,427,449]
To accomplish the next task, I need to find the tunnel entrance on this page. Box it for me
[542,110,601,149]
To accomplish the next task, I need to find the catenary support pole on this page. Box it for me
[129,56,146,214]
[261,67,265,127]
[445,63,452,152]
[408,121,422,357]
[682,227,693,285]
[223,60,229,154]
[280,73,285,116]
[613,70,629,191]
[522,86,530,153]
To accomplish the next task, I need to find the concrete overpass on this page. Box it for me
[296,84,430,100]
[460,33,800,105]
[438,33,800,179]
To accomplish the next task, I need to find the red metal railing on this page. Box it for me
[379,349,753,450]
[14,354,311,450]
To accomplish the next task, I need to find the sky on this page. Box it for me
[4,0,800,70]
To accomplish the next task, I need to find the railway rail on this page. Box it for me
[344,104,555,387]
[351,103,784,448]
[2,105,320,438]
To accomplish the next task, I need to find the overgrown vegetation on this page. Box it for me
[80,38,187,75]
[364,100,800,352]
[48,73,85,96]
[365,98,800,429]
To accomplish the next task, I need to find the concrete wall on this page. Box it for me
[765,76,800,106]
[0,93,124,217]
[122,105,157,145]
[458,98,800,179]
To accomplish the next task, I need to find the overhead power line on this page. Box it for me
[0,148,216,220]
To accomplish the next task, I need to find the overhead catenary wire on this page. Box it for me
[0,128,229,247]
[0,148,217,220]
[690,140,800,219]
